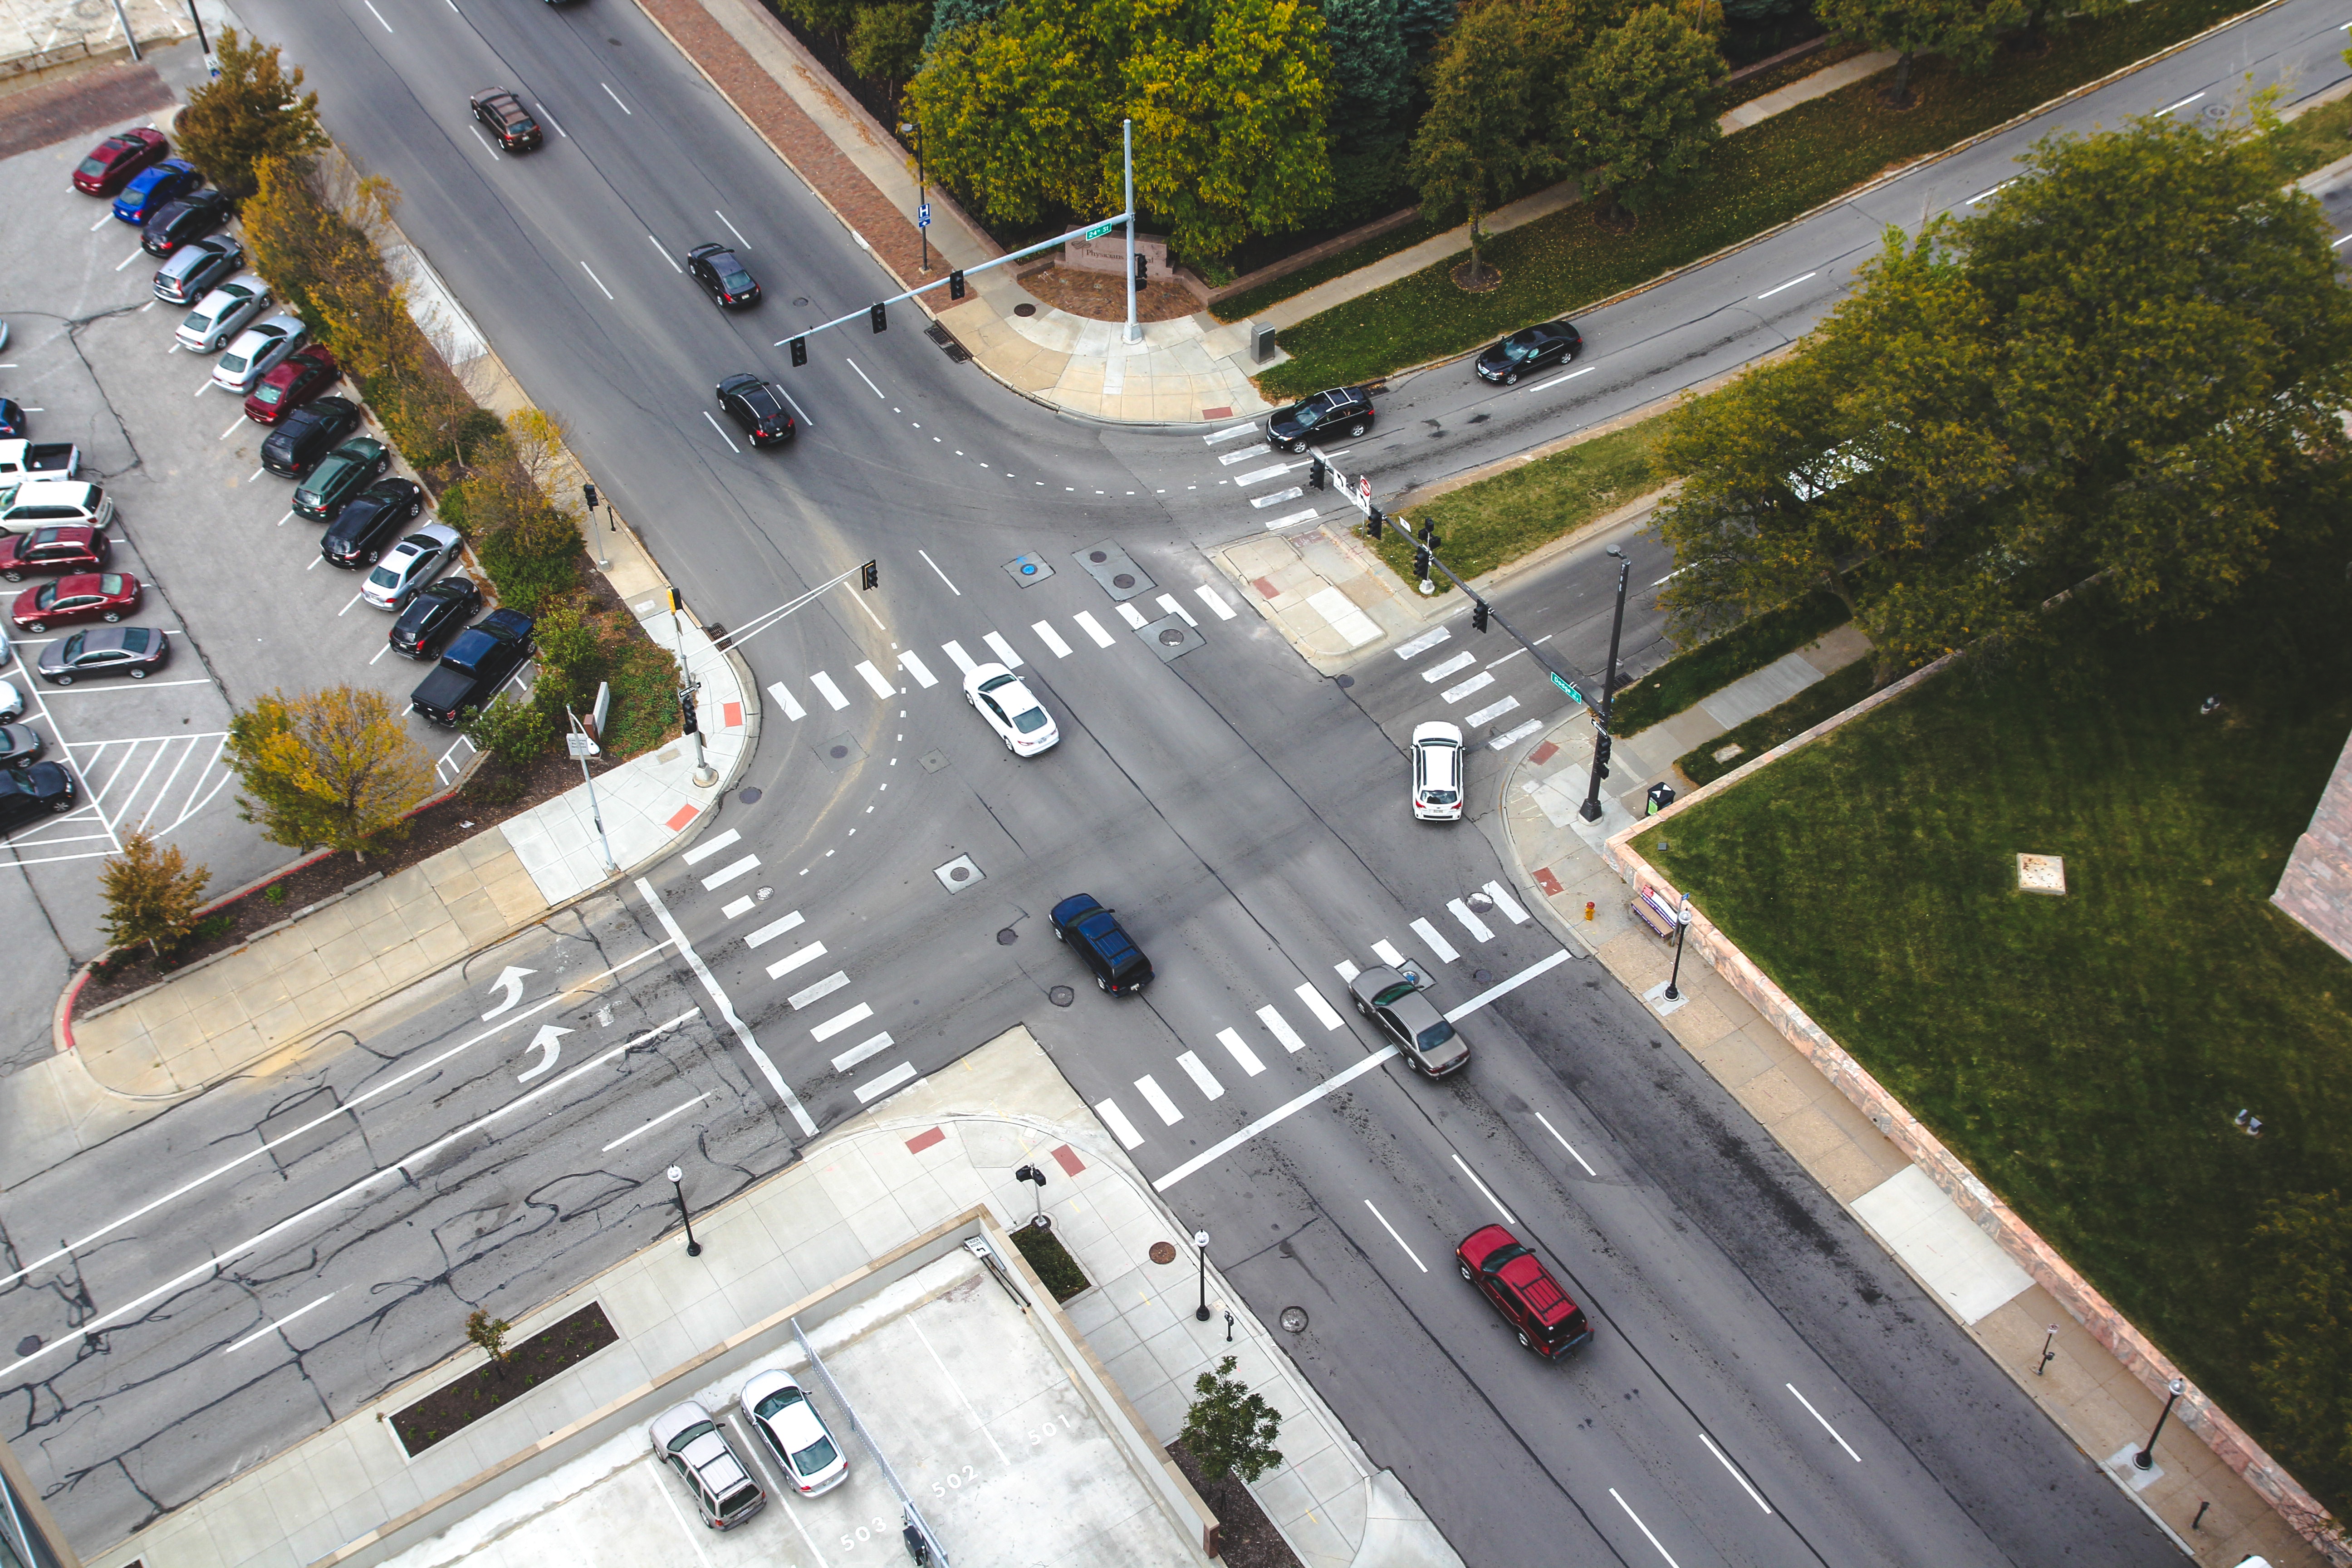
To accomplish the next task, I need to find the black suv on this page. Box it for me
[141,188,234,257]
[1267,385,1374,452]
[262,397,362,479]
[389,576,481,659]
[1049,894,1152,995]
[717,373,794,446]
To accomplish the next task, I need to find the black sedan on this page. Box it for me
[686,243,760,308]
[141,189,234,257]
[38,627,168,685]
[389,575,481,659]
[262,397,363,479]
[0,724,44,769]
[1475,319,1582,384]
[321,478,424,567]
[1267,385,1374,452]
[717,373,794,446]
[0,761,75,833]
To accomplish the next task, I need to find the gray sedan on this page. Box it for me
[1348,963,1469,1076]
[211,314,307,394]
[362,524,461,609]
[174,274,271,353]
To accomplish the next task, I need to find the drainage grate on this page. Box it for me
[923,323,972,363]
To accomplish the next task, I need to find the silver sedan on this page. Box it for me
[361,524,462,609]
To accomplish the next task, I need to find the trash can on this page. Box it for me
[1646,781,1676,816]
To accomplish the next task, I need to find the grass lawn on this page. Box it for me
[1673,657,1876,784]
[1257,0,2264,399]
[2269,89,2352,179]
[1640,533,2352,1514]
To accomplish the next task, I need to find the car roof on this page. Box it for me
[1412,721,1462,745]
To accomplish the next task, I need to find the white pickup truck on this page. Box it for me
[0,439,79,482]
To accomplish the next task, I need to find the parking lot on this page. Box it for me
[0,112,509,1066]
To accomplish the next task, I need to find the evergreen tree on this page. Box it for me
[172,29,328,202]
[98,831,211,960]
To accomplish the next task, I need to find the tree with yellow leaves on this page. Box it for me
[226,686,436,861]
[98,831,211,959]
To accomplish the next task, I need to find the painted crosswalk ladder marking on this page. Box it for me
[1442,671,1495,704]
[854,1062,916,1103]
[1411,918,1461,963]
[1334,959,1362,982]
[681,829,740,865]
[832,1030,895,1072]
[1371,940,1406,968]
[1294,985,1345,1030]
[701,856,759,891]
[1136,1075,1183,1124]
[1421,651,1475,683]
[899,649,938,687]
[1449,898,1494,942]
[941,640,979,674]
[765,941,828,980]
[767,681,806,721]
[1156,594,1198,627]
[1465,695,1520,727]
[982,631,1024,667]
[1032,620,1073,657]
[1177,1051,1225,1099]
[855,661,895,698]
[1216,1028,1267,1076]
[1195,585,1237,621]
[789,972,851,1009]
[1484,881,1532,922]
[1255,1006,1307,1054]
[1073,611,1117,648]
[1394,625,1452,660]
[810,671,850,710]
[721,895,756,919]
[809,1001,874,1041]
[1097,1098,1146,1148]
[1116,602,1149,630]
[744,910,804,948]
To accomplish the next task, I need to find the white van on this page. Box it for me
[0,479,117,536]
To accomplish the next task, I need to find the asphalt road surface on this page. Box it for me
[14,0,2344,1560]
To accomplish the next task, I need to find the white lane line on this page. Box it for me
[1205,421,1259,443]
[1194,585,1237,621]
[809,1001,873,1041]
[844,358,884,397]
[1442,671,1496,704]
[809,671,850,710]
[650,235,683,272]
[1154,1048,1399,1192]
[1422,651,1475,683]
[1364,1200,1427,1273]
[1609,1490,1683,1568]
[1755,270,1817,300]
[1334,958,1362,983]
[601,81,633,114]
[744,911,804,949]
[1370,939,1406,967]
[600,1093,710,1153]
[1787,1385,1862,1462]
[1464,694,1521,727]
[701,855,759,890]
[721,895,756,919]
[701,411,740,452]
[1214,1028,1266,1077]
[1483,881,1531,923]
[362,0,393,29]
[1395,626,1454,660]
[1176,1052,1225,1100]
[1452,1154,1518,1225]
[2335,233,2352,249]
[1155,593,1198,628]
[1031,621,1073,658]
[1698,1433,1773,1514]
[681,828,741,865]
[1073,611,1116,648]
[1293,985,1344,1031]
[854,1062,917,1103]
[1116,602,1149,629]
[919,549,960,593]
[1233,463,1290,485]
[223,1292,336,1353]
[1534,1112,1597,1175]
[790,972,852,1009]
[636,880,813,1133]
[766,681,806,721]
[940,640,979,674]
[1409,918,1460,963]
[1444,949,1572,1022]
[1262,507,1322,530]
[1529,366,1595,392]
[535,103,568,138]
[1097,1098,1146,1148]
[764,941,828,980]
[715,209,751,250]
[854,660,895,698]
[1136,1074,1184,1124]
[1250,486,1305,509]
[982,631,1023,667]
[1965,177,2017,207]
[831,1031,895,1072]
[899,649,938,687]
[581,261,615,300]
[2154,89,2206,117]
[1218,443,1272,466]
[774,383,816,429]
[1255,1005,1306,1054]
[1448,900,1494,942]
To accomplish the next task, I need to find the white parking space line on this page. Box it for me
[831,1030,895,1072]
[336,590,367,617]
[1031,621,1073,658]
[854,1062,917,1103]
[981,631,1023,667]
[1096,1098,1146,1148]
[1214,1029,1265,1078]
[1448,900,1494,942]
[1364,1200,1427,1273]
[1422,651,1475,683]
[1194,585,1237,621]
[1394,625,1453,660]
[766,681,806,721]
[1218,444,1271,466]
[1699,1433,1774,1514]
[899,649,939,686]
[809,671,850,710]
[1205,421,1259,443]
[1293,985,1344,1030]
[1135,1074,1184,1124]
[1152,1047,1398,1192]
[1755,270,1818,300]
[790,972,852,1009]
[600,81,633,114]
[1072,612,1116,648]
[1482,881,1532,923]
[1465,694,1521,727]
[1334,958,1361,983]
[716,210,751,250]
[1529,366,1594,392]
[1410,918,1460,962]
[1155,594,1197,628]
[44,677,212,693]
[650,236,682,271]
[809,1003,875,1043]
[1370,939,1405,967]
[1176,1051,1225,1099]
[764,941,828,980]
[1255,1005,1306,1054]
[217,415,245,440]
[1116,602,1148,629]
[1535,1112,1598,1176]
[362,0,393,29]
[600,1094,709,1153]
[1610,1490,1683,1568]
[1787,1385,1863,1462]
[744,910,805,948]
[855,660,895,698]
[581,261,615,300]
[701,855,759,890]
[1444,949,1572,1022]
[701,411,740,452]
[681,828,741,865]
[1451,1154,1518,1225]
[844,358,885,397]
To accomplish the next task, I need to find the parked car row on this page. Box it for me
[649,1369,848,1533]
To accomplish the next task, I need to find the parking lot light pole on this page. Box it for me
[1193,1230,1212,1321]
[1578,544,1632,823]
[2134,1378,2186,1470]
[666,1164,703,1257]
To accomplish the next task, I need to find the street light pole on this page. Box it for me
[1013,1164,1049,1229]
[1122,118,1140,346]
[1663,896,1692,1001]
[898,120,928,272]
[2134,1377,2187,1470]
[1193,1229,1211,1322]
[666,1164,703,1257]
[1578,545,1632,823]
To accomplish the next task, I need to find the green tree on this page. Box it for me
[171,29,329,202]
[925,0,1005,49]
[1812,0,2019,107]
[227,687,436,862]
[906,0,1115,237]
[98,831,211,959]
[1408,0,1568,284]
[1562,5,1726,220]
[1321,0,1411,135]
[461,692,558,767]
[465,1309,514,1379]
[1179,1355,1284,1514]
[849,1,930,92]
[2247,1193,2352,1507]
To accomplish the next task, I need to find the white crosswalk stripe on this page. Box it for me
[832,1031,895,1072]
[854,1062,916,1102]
[767,681,806,721]
[1216,1028,1267,1076]
[1097,1098,1146,1148]
[899,650,938,687]
[765,941,828,980]
[721,894,756,919]
[1395,626,1452,660]
[855,660,895,698]
[1156,593,1198,628]
[1442,671,1495,704]
[810,671,850,710]
[1465,695,1520,727]
[681,829,740,865]
[744,910,804,948]
[1484,881,1533,924]
[1218,442,1271,465]
[1490,718,1545,751]
[983,631,1023,667]
[1073,611,1117,648]
[1116,602,1149,629]
[1422,652,1476,683]
[941,640,979,675]
[1136,1074,1183,1124]
[789,972,851,1009]
[809,1001,873,1041]
[1448,898,1495,942]
[1195,585,1238,621]
[1255,1005,1307,1054]
[1205,421,1259,444]
[1335,959,1362,982]
[1234,463,1290,485]
[1177,1051,1225,1099]
[701,855,759,891]
[1411,918,1461,962]
[1251,486,1305,509]
[1371,940,1406,967]
[1032,620,1073,657]
[1294,985,1346,1030]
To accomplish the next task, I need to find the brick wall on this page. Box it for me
[2272,730,2352,962]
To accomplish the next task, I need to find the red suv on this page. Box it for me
[1457,1225,1592,1359]
[0,527,109,582]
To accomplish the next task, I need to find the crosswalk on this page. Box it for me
[1088,877,1541,1155]
[1201,419,1336,532]
[1390,620,1554,754]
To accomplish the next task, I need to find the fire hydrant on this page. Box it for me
[1584,901,1596,921]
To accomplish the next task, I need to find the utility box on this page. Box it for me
[1646,781,1676,816]
[1251,323,1277,363]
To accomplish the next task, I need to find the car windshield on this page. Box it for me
[218,350,248,372]
[1502,334,1538,360]
[1288,403,1323,428]
[667,1420,717,1454]
[791,1435,838,1475]
[1373,980,1417,1007]
[59,633,84,657]
[368,566,401,589]
[77,157,108,176]
[753,1388,804,1421]
[980,673,1018,694]
[1013,706,1049,734]
[1416,1019,1457,1054]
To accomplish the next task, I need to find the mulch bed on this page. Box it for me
[0,59,179,163]
[1016,267,1202,323]
[1167,1441,1303,1568]
[391,1303,618,1455]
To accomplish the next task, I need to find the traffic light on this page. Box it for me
[789,336,807,368]
[860,559,880,590]
[949,269,966,300]
[1135,253,1149,286]
[581,482,598,513]
[1472,600,1490,633]
[1364,504,1383,544]
[1594,733,1612,780]
[680,691,699,736]
[869,301,888,333]
[1308,456,1326,490]
[1412,545,1431,579]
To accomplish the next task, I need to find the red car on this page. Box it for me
[1456,1225,1593,1360]
[245,345,341,425]
[72,127,168,195]
[13,572,140,633]
[0,527,109,583]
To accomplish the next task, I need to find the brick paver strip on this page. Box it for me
[0,59,178,162]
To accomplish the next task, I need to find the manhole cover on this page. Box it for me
[794,296,809,306]
[1113,572,1136,589]
[1089,550,1108,564]
[934,854,984,892]
[829,745,848,759]
[738,787,762,804]
[1014,302,1037,317]
[1334,674,1353,688]
[919,749,949,773]
[1049,985,1074,1007]
[1279,1307,1308,1333]
[1158,627,1187,646]
[1149,1241,1178,1264]
[14,1335,38,1357]
[951,866,971,881]
[1137,614,1204,662]
[2202,102,2227,119]
[815,732,864,772]
[1472,968,1492,983]
[1466,891,1493,912]
[996,927,1019,945]
[1004,554,1055,586]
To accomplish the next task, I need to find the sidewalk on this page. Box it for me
[76,1026,1460,1568]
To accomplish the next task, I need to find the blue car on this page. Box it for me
[112,159,200,225]
[1049,894,1153,995]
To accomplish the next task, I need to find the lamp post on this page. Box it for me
[666,1164,702,1257]
[1663,896,1692,1001]
[898,120,927,272]
[1578,544,1632,823]
[1013,1163,1049,1230]
[2037,1324,2059,1376]
[2134,1377,2186,1470]
[1193,1230,1212,1322]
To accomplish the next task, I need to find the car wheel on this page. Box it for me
[1052,926,1064,942]
[128,667,147,679]
[1458,1262,1474,1281]
[1348,421,1367,436]
[1504,372,1519,385]
[102,611,120,623]
[1289,439,1307,454]
[1096,975,1109,991]
[1004,735,1017,752]
[20,622,39,634]
[49,675,70,686]
[1352,997,1371,1016]
[1516,1329,1532,1350]
[1,572,19,583]
[49,799,70,814]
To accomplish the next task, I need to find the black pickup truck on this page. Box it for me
[410,607,534,726]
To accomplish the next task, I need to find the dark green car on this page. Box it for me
[292,436,390,522]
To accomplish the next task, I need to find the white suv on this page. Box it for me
[1411,720,1464,821]
[0,479,116,536]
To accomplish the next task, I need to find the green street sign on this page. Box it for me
[1083,223,1116,240]
[1550,671,1585,705]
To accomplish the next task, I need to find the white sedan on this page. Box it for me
[361,524,461,609]
[740,1369,848,1496]
[211,313,307,393]
[0,678,20,723]
[173,274,271,353]
[962,661,1058,755]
